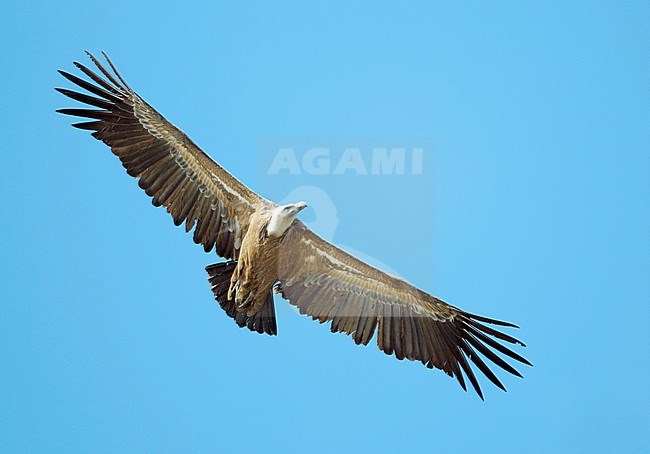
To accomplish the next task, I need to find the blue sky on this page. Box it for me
[1,1,649,452]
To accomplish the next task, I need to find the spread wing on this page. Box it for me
[276,222,531,399]
[57,52,265,259]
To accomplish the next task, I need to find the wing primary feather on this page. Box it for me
[436,325,468,389]
[101,51,133,91]
[71,121,102,131]
[73,61,123,95]
[464,317,525,346]
[56,108,110,120]
[55,88,114,110]
[455,349,481,399]
[58,107,132,121]
[464,332,523,378]
[453,362,467,392]
[439,324,480,396]
[85,51,128,92]
[58,70,123,103]
[445,345,467,392]
[458,338,506,392]
[461,321,532,366]
[463,311,520,328]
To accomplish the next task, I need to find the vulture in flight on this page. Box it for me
[57,52,531,399]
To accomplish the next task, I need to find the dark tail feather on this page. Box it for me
[206,261,277,336]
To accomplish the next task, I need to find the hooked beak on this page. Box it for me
[293,201,308,213]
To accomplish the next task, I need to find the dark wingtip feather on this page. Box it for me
[55,87,114,110]
[71,121,102,131]
[464,321,532,367]
[57,69,76,82]
[455,368,467,392]
[56,108,106,120]
[85,50,128,92]
[57,67,124,102]
[464,317,526,346]
[101,50,132,91]
[464,311,520,329]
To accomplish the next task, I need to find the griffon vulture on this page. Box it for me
[57,52,531,399]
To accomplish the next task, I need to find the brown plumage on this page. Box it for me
[57,52,531,399]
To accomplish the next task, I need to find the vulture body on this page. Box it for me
[57,52,531,399]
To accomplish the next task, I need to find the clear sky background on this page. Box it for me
[1,1,648,453]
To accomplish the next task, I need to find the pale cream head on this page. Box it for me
[266,201,308,238]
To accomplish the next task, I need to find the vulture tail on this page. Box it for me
[206,261,277,336]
